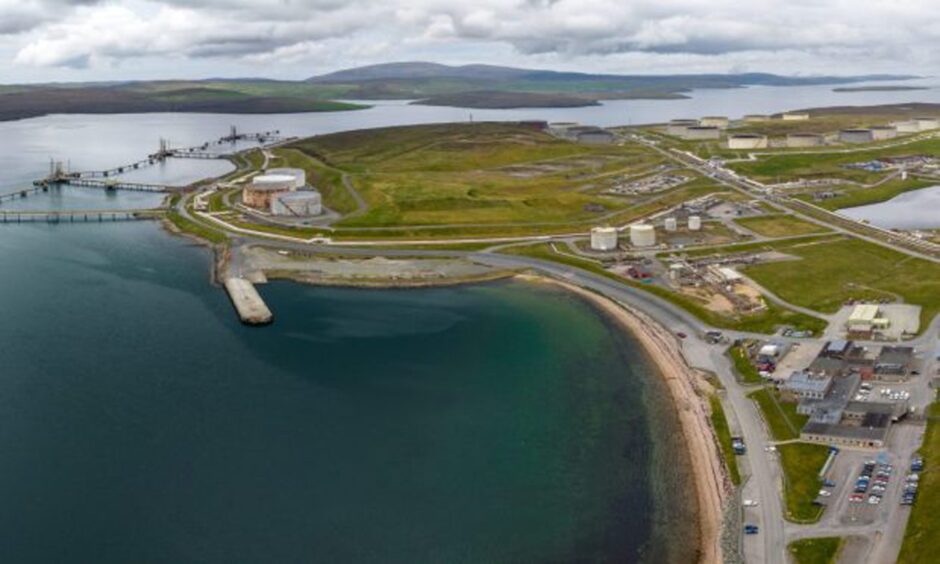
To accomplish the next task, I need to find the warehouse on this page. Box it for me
[727,134,768,149]
[783,370,833,400]
[846,304,890,337]
[874,346,915,381]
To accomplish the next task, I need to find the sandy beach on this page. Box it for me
[530,276,728,564]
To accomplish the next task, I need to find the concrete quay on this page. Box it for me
[223,277,273,325]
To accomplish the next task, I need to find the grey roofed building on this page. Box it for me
[808,356,847,377]
[823,340,852,358]
[875,346,914,376]
[783,371,833,400]
[801,420,890,449]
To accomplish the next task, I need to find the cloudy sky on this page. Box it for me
[0,0,935,83]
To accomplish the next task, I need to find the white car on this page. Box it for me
[818,490,832,497]
[743,499,759,507]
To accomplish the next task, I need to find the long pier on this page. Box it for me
[55,178,170,192]
[0,208,166,223]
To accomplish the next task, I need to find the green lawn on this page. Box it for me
[709,394,742,485]
[742,237,940,328]
[272,148,360,215]
[797,178,932,211]
[748,387,808,441]
[898,402,940,564]
[287,123,666,230]
[788,537,843,564]
[735,214,830,238]
[728,136,940,183]
[778,443,831,523]
[730,344,763,384]
[167,209,228,245]
[499,243,827,335]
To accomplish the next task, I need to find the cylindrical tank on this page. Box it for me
[272,190,322,216]
[682,126,721,140]
[914,117,939,131]
[839,129,874,144]
[667,119,698,137]
[782,112,810,121]
[894,121,920,133]
[699,116,730,129]
[786,133,824,148]
[664,217,678,232]
[590,227,619,251]
[629,224,656,247]
[243,173,296,210]
[266,167,306,190]
[869,126,897,141]
[744,114,769,122]
[728,134,768,149]
[688,216,702,231]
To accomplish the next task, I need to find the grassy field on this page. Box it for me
[709,394,742,485]
[728,136,940,183]
[748,387,809,441]
[288,123,668,229]
[730,344,763,384]
[499,243,827,335]
[271,148,360,215]
[735,214,830,238]
[167,208,228,245]
[788,537,843,564]
[796,178,932,210]
[778,443,831,523]
[898,402,940,564]
[742,236,940,327]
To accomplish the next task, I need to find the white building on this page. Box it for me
[590,227,619,251]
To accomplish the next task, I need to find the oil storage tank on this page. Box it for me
[786,133,824,148]
[728,134,768,149]
[682,126,721,140]
[629,224,656,247]
[667,119,699,137]
[869,126,897,141]
[266,167,306,190]
[839,129,874,144]
[243,174,295,211]
[590,227,619,251]
[272,191,322,216]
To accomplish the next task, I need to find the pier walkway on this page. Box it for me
[0,208,166,223]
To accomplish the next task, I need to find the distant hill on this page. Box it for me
[304,62,918,108]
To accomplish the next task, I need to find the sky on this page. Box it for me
[0,0,935,83]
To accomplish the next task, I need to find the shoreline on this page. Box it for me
[521,274,727,564]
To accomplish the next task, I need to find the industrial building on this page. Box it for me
[783,371,833,400]
[846,304,890,337]
[839,129,874,144]
[590,227,619,251]
[869,125,898,141]
[727,134,768,149]
[786,133,824,148]
[874,346,915,381]
[681,126,721,140]
[266,167,306,190]
[629,223,656,247]
[782,112,810,121]
[667,119,699,137]
[272,191,322,216]
[243,173,296,211]
[699,116,729,129]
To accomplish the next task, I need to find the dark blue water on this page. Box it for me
[0,221,696,563]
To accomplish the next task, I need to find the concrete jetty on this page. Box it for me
[223,277,273,325]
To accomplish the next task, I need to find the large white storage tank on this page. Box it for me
[869,126,897,141]
[629,224,656,247]
[839,129,874,144]
[664,217,678,232]
[590,227,619,251]
[243,173,296,210]
[688,216,702,231]
[272,191,322,216]
[266,167,306,190]
[728,134,768,149]
[894,121,920,133]
[914,117,940,131]
[786,133,824,148]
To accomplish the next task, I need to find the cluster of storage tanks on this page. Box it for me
[242,167,323,216]
[589,216,703,251]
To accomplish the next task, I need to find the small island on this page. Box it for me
[833,85,929,92]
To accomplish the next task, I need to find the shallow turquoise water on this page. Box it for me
[0,220,695,563]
